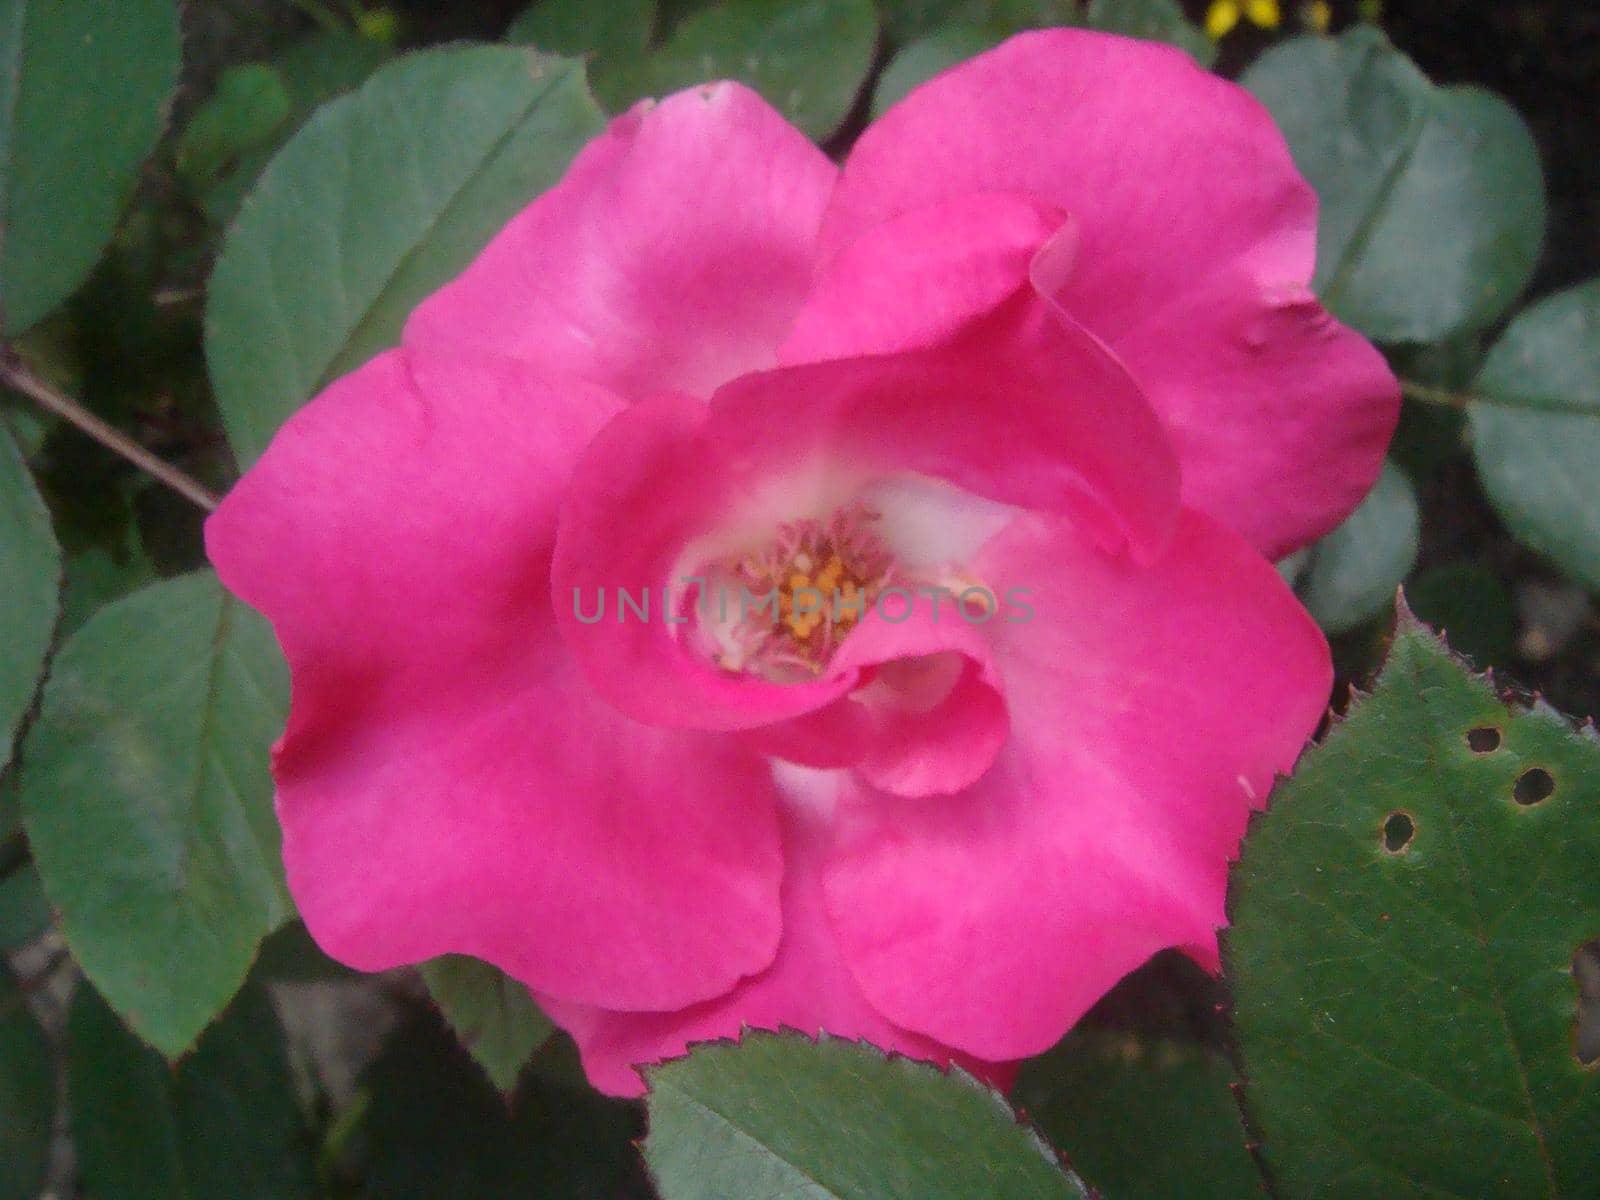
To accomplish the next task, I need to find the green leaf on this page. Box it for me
[0,965,53,1200]
[878,0,978,42]
[1083,0,1214,65]
[1244,27,1545,344]
[1298,459,1420,635]
[1468,279,1600,593]
[206,45,605,466]
[201,31,395,227]
[625,0,879,141]
[509,0,657,52]
[643,1032,1088,1200]
[872,0,1210,114]
[272,30,398,115]
[1226,613,1600,1198]
[1013,1031,1261,1200]
[362,1010,641,1200]
[0,421,58,774]
[877,0,1076,44]
[20,571,291,1057]
[507,0,656,110]
[873,25,1004,117]
[419,954,555,1094]
[177,64,292,191]
[69,980,317,1200]
[0,0,180,334]
[60,543,159,639]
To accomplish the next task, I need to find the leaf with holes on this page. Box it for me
[420,954,555,1094]
[1298,459,1420,635]
[0,422,58,775]
[20,571,291,1057]
[0,0,180,334]
[0,964,53,1200]
[643,1032,1089,1200]
[69,980,316,1200]
[1468,278,1600,595]
[1243,27,1544,344]
[1225,609,1600,1198]
[1013,1030,1261,1199]
[618,0,879,142]
[206,45,604,466]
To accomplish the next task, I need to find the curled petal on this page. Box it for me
[552,321,1181,730]
[741,592,1011,798]
[823,30,1315,321]
[780,191,1067,363]
[822,28,1397,554]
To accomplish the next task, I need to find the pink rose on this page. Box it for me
[207,30,1396,1095]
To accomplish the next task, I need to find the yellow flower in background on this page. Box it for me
[1303,0,1333,32]
[1205,0,1282,38]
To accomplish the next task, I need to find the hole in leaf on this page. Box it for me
[1466,726,1502,753]
[1513,768,1555,806]
[1381,811,1415,853]
[1574,940,1600,1067]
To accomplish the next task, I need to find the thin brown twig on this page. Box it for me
[0,346,220,513]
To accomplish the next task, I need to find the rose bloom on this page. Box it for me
[208,30,1396,1095]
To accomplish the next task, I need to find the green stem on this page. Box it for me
[1399,377,1598,419]
[1399,378,1473,410]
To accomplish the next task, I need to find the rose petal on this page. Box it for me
[823,30,1314,331]
[780,191,1067,363]
[406,82,835,400]
[741,592,1011,798]
[822,29,1397,554]
[207,350,785,1010]
[1089,272,1398,558]
[823,507,1331,1060]
[539,799,1015,1097]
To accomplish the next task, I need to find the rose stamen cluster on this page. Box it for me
[720,502,895,678]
